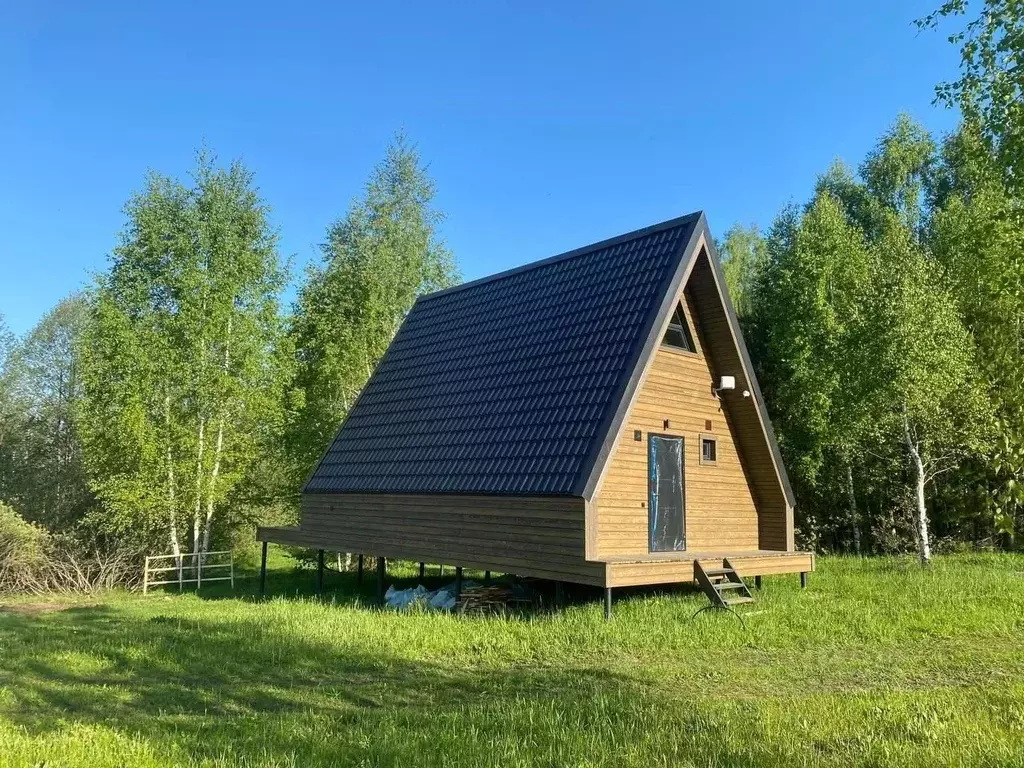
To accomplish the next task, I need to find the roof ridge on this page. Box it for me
[418,210,704,303]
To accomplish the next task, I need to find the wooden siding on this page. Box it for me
[261,521,813,589]
[287,493,606,585]
[607,551,814,587]
[591,276,763,557]
[687,253,793,550]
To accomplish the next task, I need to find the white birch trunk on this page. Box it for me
[193,295,209,561]
[165,395,181,563]
[201,417,224,558]
[193,417,205,557]
[200,313,231,558]
[903,412,931,564]
[168,446,180,561]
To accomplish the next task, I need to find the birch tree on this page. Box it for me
[921,0,1024,193]
[79,173,187,552]
[747,116,991,556]
[79,153,289,555]
[859,215,990,563]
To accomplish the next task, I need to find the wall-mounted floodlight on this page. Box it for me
[712,375,736,400]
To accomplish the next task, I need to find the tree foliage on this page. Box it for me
[78,153,290,555]
[747,116,993,559]
[717,223,765,319]
[3,133,461,569]
[930,126,1024,536]
[0,296,92,531]
[0,314,19,499]
[862,213,991,561]
[287,133,459,483]
[751,194,872,491]
[921,0,1024,192]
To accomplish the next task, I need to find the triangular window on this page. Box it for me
[662,303,695,352]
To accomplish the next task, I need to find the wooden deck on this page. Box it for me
[602,549,814,587]
[257,525,813,589]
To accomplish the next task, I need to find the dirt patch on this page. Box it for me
[0,602,80,617]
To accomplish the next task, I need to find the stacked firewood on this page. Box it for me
[457,583,537,614]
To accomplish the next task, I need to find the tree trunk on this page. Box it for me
[846,464,861,555]
[200,313,232,559]
[903,412,931,564]
[193,294,210,562]
[168,447,180,561]
[165,395,181,563]
[201,416,224,558]
[193,417,205,558]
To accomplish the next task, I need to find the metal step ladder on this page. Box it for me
[694,558,754,609]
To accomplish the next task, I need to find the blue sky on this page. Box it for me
[1,1,961,335]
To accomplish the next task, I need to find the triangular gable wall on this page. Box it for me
[582,216,794,553]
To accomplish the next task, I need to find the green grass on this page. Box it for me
[1,553,1023,767]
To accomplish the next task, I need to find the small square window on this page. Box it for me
[700,435,718,465]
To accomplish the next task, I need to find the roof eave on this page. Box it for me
[573,213,706,500]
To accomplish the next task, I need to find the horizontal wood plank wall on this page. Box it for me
[688,254,792,550]
[297,493,606,585]
[593,286,762,557]
[608,552,814,587]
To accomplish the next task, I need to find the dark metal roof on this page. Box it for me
[304,212,703,495]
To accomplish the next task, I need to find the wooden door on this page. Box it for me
[648,434,686,552]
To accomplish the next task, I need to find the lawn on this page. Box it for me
[0,552,1022,767]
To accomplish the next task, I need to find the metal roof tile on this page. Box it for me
[305,214,699,495]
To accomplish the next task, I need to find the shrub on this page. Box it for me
[0,502,50,592]
[0,502,141,594]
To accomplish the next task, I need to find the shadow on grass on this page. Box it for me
[178,558,712,619]
[0,602,736,766]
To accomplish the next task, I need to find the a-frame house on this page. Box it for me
[258,212,814,612]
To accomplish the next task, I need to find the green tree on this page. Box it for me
[750,194,873,551]
[0,314,20,505]
[287,133,459,482]
[921,1,1024,193]
[716,223,765,319]
[2,296,92,531]
[749,115,992,559]
[860,115,935,236]
[858,214,991,562]
[0,315,12,372]
[79,152,290,557]
[817,115,935,242]
[930,126,1024,539]
[815,160,876,234]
